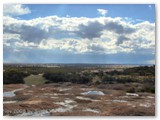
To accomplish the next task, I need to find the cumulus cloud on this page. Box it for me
[3,16,136,43]
[3,4,31,16]
[75,21,104,39]
[3,15,155,56]
[87,44,105,53]
[4,23,48,43]
[97,9,108,16]
[75,18,136,39]
[104,21,136,34]
[116,35,130,45]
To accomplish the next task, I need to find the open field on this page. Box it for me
[3,64,155,116]
[24,74,48,85]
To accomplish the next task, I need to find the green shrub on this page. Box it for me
[140,86,155,93]
[95,81,101,85]
[126,87,136,93]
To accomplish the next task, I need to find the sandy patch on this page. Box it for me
[23,100,43,104]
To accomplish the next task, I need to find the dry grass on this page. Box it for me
[108,105,155,116]
[84,101,111,111]
[24,74,47,85]
[3,84,26,92]
[74,98,92,104]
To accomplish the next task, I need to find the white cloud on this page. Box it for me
[148,5,152,9]
[136,19,144,22]
[3,15,155,55]
[3,4,31,16]
[97,9,108,16]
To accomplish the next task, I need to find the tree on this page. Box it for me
[4,70,25,84]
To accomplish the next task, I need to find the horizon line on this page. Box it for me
[3,62,155,65]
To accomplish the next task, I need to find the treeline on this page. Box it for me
[100,74,154,84]
[3,70,29,84]
[43,66,155,85]
[43,72,92,84]
[123,65,155,76]
[101,75,136,84]
[3,65,155,86]
[126,84,155,93]
[4,66,84,75]
[104,65,155,76]
[90,66,155,84]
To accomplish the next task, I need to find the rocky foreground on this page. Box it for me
[3,83,155,116]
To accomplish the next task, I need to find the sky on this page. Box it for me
[3,4,155,64]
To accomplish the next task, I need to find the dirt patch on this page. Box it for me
[3,84,26,92]
[23,99,43,104]
[74,99,92,104]
[108,105,155,116]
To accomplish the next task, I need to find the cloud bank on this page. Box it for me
[3,16,155,54]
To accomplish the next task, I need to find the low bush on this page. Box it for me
[126,87,136,93]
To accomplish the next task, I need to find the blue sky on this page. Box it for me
[3,4,155,64]
[21,4,155,22]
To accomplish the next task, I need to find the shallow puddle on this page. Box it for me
[83,108,100,113]
[81,91,105,95]
[3,85,28,97]
[126,93,139,97]
[3,91,15,97]
[3,101,17,104]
